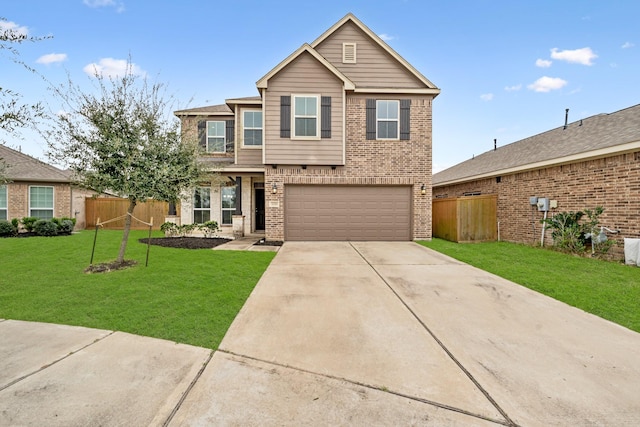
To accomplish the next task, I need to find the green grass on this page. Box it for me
[419,239,640,333]
[0,230,275,349]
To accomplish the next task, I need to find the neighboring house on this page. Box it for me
[432,104,640,255]
[175,13,440,241]
[0,144,73,222]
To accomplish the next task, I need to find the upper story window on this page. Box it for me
[243,110,263,147]
[0,185,7,220]
[366,99,410,141]
[206,121,226,152]
[29,186,54,219]
[293,95,319,139]
[376,100,399,140]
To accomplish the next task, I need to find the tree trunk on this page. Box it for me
[117,198,137,264]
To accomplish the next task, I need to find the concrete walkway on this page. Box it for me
[2,242,640,426]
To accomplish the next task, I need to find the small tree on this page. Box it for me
[47,65,203,265]
[0,18,47,140]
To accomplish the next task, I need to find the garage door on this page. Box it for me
[285,185,412,241]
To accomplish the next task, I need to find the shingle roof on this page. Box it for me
[433,104,640,186]
[174,104,233,115]
[0,144,71,182]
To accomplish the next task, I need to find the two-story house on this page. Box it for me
[175,13,440,241]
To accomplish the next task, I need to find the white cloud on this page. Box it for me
[504,84,522,92]
[536,58,552,68]
[378,33,394,41]
[36,53,68,65]
[83,0,125,12]
[0,20,29,37]
[480,93,494,101]
[527,76,568,92]
[550,47,597,65]
[622,41,634,49]
[83,58,144,78]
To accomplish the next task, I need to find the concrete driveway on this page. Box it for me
[2,242,640,426]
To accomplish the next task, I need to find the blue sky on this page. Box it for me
[2,0,639,172]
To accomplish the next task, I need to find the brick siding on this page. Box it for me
[433,151,640,258]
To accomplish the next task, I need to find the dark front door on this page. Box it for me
[255,188,265,231]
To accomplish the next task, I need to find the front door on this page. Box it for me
[255,188,265,231]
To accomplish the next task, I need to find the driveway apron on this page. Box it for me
[171,242,640,426]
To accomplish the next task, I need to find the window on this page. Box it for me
[376,100,399,139]
[29,186,54,219]
[243,111,262,146]
[206,121,225,152]
[193,187,211,223]
[0,185,6,220]
[293,95,319,138]
[221,185,236,225]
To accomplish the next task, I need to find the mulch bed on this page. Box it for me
[139,237,231,249]
[85,259,138,273]
[253,239,284,246]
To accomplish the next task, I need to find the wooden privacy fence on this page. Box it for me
[433,195,497,243]
[85,198,179,230]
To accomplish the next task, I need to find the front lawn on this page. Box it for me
[0,230,275,349]
[419,239,640,333]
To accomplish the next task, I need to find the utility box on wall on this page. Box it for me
[537,197,550,212]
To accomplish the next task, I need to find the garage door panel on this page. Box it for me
[285,185,411,241]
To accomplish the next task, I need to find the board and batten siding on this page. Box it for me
[314,20,425,89]
[264,51,344,165]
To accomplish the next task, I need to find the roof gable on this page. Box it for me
[311,13,439,91]
[256,43,355,90]
[0,144,70,182]
[433,104,640,186]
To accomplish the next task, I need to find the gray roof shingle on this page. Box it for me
[0,145,71,182]
[433,104,640,185]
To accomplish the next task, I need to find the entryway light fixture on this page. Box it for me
[272,183,278,194]
[420,184,426,195]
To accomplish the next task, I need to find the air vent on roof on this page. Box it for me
[343,43,356,63]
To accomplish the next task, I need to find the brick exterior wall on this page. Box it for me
[265,95,434,241]
[6,182,72,220]
[433,151,640,258]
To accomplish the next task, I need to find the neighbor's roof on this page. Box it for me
[174,104,233,116]
[0,144,71,183]
[433,104,640,186]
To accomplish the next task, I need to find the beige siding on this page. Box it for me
[314,21,425,89]
[264,51,344,165]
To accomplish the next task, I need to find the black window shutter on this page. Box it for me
[280,96,291,138]
[400,99,411,140]
[225,120,234,142]
[197,120,206,149]
[225,119,235,152]
[321,96,331,138]
[366,99,376,140]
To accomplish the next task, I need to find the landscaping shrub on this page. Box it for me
[161,221,179,237]
[33,219,58,236]
[11,218,19,229]
[199,221,219,238]
[58,219,75,235]
[21,216,39,232]
[0,220,17,237]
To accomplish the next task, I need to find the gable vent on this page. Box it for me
[343,42,356,64]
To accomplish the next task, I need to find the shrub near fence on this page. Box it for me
[86,198,179,230]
